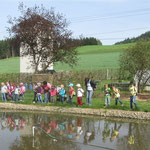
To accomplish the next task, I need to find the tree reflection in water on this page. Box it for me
[0,112,149,150]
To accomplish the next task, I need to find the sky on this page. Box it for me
[0,0,150,45]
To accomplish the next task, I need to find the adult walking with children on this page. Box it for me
[85,78,96,106]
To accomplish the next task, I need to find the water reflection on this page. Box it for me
[0,112,149,150]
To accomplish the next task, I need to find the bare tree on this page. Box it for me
[8,3,78,73]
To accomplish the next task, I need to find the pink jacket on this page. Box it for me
[50,89,56,96]
[43,83,52,93]
[20,86,26,94]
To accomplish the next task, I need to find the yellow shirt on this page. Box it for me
[114,89,120,98]
[129,86,137,96]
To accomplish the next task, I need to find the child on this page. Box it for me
[129,82,137,109]
[104,84,111,107]
[50,86,56,103]
[33,82,38,103]
[68,83,74,105]
[36,82,43,103]
[76,84,84,106]
[6,81,11,100]
[14,84,20,102]
[112,86,123,106]
[1,82,8,102]
[10,83,16,101]
[42,81,52,103]
[56,86,61,101]
[20,83,26,101]
[59,84,65,104]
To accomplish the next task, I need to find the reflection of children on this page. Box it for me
[104,84,111,107]
[102,122,110,143]
[76,84,84,106]
[76,118,83,139]
[110,123,121,142]
[20,119,25,130]
[112,86,123,106]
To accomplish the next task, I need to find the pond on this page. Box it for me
[0,111,150,150]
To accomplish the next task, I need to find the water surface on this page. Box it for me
[0,111,149,150]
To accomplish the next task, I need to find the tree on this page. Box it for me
[120,40,150,92]
[0,39,10,59]
[8,3,78,73]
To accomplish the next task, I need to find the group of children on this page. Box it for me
[32,81,84,106]
[0,80,138,109]
[0,82,26,102]
[104,82,138,109]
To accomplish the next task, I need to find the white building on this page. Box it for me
[20,45,53,73]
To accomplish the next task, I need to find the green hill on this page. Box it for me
[115,31,150,45]
[0,57,20,73]
[55,43,135,71]
[0,43,134,73]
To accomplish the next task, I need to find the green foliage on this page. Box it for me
[72,37,102,47]
[120,40,150,92]
[0,40,10,59]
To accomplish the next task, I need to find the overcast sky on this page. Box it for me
[0,0,150,45]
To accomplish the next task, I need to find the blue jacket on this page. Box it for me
[59,88,65,97]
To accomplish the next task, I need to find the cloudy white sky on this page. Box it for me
[0,0,150,45]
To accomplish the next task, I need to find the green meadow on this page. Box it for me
[55,43,135,71]
[0,43,134,73]
[0,57,20,73]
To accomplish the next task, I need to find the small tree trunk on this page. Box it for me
[137,80,141,93]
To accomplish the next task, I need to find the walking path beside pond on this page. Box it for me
[0,103,150,120]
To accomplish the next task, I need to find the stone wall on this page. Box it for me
[0,103,150,121]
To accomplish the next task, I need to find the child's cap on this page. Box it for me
[69,83,74,87]
[76,84,81,88]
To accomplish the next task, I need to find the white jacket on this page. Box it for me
[1,85,7,93]
[77,88,84,97]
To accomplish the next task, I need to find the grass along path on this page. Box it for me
[2,91,150,113]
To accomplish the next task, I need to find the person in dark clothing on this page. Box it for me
[85,78,96,105]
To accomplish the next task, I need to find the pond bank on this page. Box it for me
[0,103,150,120]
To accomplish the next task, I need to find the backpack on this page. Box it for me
[91,81,97,90]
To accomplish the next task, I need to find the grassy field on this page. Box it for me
[54,43,135,71]
[0,57,20,73]
[0,43,134,73]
